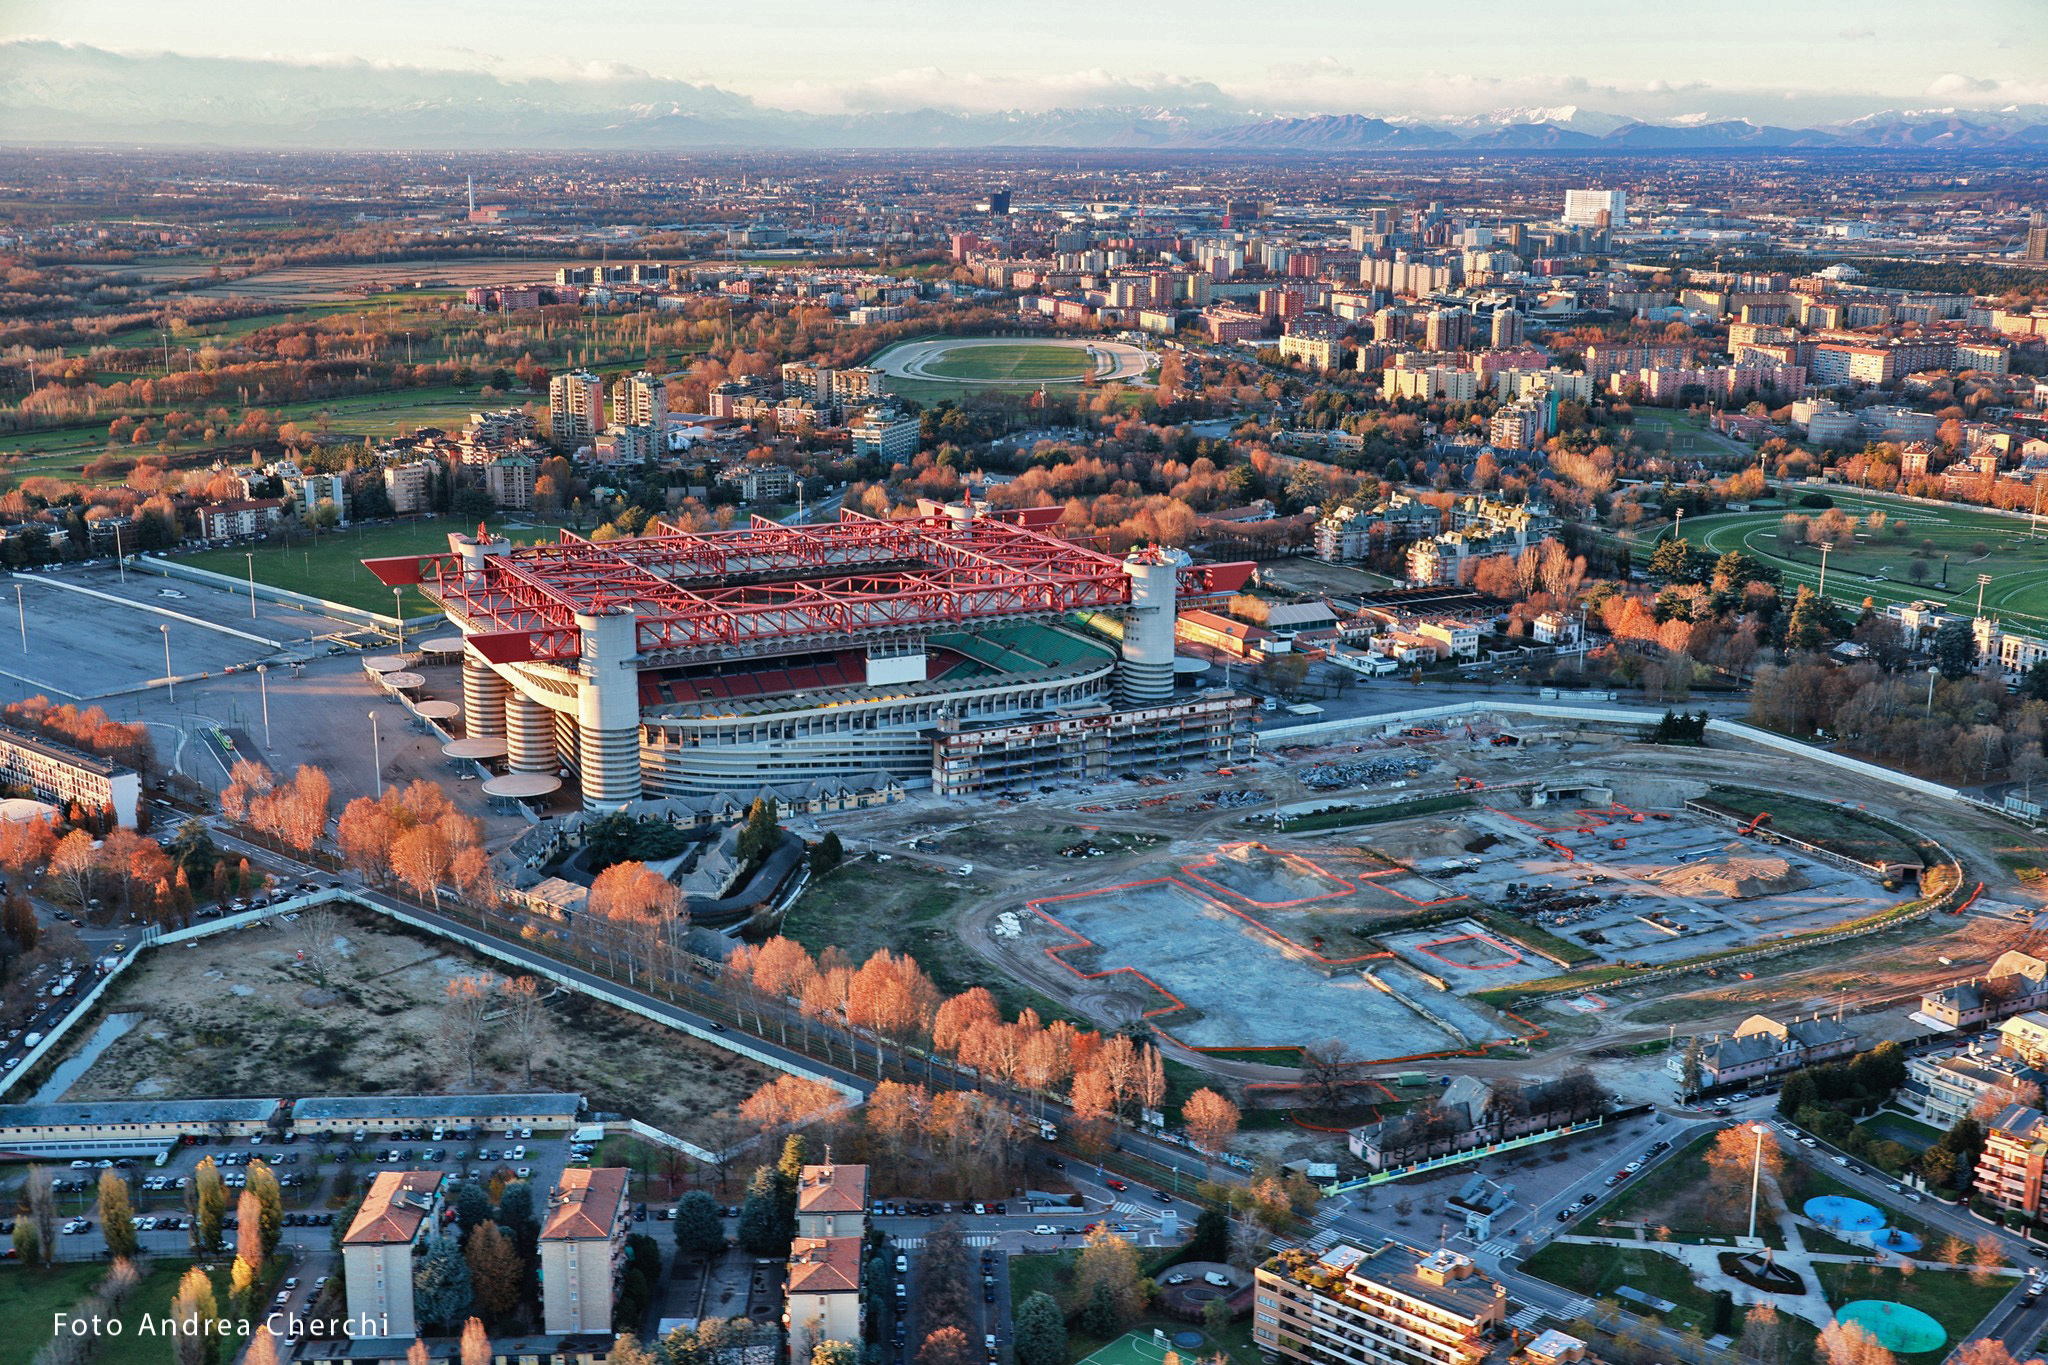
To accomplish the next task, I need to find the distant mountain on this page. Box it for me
[3,41,2044,152]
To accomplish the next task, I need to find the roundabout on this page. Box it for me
[869,335,1153,390]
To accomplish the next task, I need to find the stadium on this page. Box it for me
[365,504,1258,807]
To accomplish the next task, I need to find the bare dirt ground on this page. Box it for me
[57,909,773,1142]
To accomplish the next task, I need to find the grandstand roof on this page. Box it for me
[365,510,1253,666]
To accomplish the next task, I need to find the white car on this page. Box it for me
[1032,1224,1057,1236]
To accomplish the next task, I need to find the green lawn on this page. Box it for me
[1813,1262,2016,1363]
[0,1259,254,1365]
[1859,1112,1945,1152]
[1684,490,2048,630]
[921,343,1095,384]
[176,515,568,614]
[0,1262,107,1365]
[1519,1242,1719,1334]
[1595,1130,1785,1249]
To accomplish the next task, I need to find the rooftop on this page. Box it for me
[0,722,130,779]
[293,1093,583,1122]
[787,1237,862,1295]
[365,510,1252,665]
[344,1170,443,1246]
[0,1098,279,1129]
[797,1164,869,1215]
[540,1167,628,1242]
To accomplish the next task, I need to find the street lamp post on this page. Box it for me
[1977,573,1994,618]
[1746,1122,1772,1244]
[160,625,174,703]
[368,711,382,798]
[1927,665,1941,715]
[392,587,404,652]
[1817,541,1834,602]
[244,552,258,619]
[13,584,24,653]
[256,665,270,748]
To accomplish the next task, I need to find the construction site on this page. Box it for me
[911,715,1952,1066]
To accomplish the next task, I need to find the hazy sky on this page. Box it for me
[6,0,2043,119]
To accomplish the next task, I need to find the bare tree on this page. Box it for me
[444,975,495,1087]
[292,901,345,986]
[1300,1038,1356,1112]
[499,976,550,1088]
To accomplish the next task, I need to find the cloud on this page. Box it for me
[1925,71,2048,104]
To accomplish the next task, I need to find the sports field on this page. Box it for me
[177,515,567,614]
[922,342,1095,383]
[1683,490,2048,630]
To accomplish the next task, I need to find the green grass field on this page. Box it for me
[1683,489,2048,630]
[177,514,567,614]
[1,383,496,482]
[922,343,1095,384]
[0,1259,249,1365]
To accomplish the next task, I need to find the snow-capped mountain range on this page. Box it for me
[5,42,2044,152]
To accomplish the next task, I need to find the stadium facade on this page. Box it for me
[367,505,1258,807]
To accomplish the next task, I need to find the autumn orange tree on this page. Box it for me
[336,780,491,906]
[220,761,332,851]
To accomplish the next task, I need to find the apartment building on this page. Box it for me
[1254,1241,1505,1365]
[850,408,921,462]
[1279,334,1344,371]
[0,723,141,827]
[785,1237,864,1360]
[550,370,606,446]
[796,1164,869,1239]
[614,371,666,429]
[483,454,535,513]
[1977,1103,2048,1218]
[194,499,285,541]
[375,453,434,513]
[343,1171,445,1339]
[540,1167,630,1334]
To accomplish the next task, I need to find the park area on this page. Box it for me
[0,1259,247,1365]
[1686,491,2048,631]
[175,514,568,614]
[42,908,772,1144]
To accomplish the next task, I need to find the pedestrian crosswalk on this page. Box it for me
[896,1236,926,1250]
[965,1234,997,1247]
[1479,1238,1515,1255]
[1507,1296,1594,1333]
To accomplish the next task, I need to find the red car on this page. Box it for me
[1105,1178,1128,1191]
